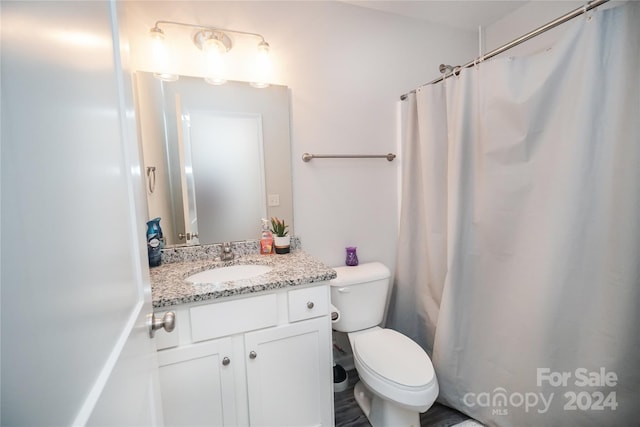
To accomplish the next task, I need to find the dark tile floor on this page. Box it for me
[334,369,472,427]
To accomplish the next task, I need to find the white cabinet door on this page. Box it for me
[158,338,237,427]
[245,317,334,427]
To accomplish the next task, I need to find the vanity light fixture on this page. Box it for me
[148,20,272,87]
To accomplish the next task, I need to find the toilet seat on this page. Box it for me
[355,328,435,387]
[351,328,438,410]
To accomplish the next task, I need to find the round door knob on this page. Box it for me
[222,357,230,366]
[148,311,176,338]
[249,351,257,359]
[307,301,315,309]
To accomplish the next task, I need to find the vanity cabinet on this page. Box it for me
[155,283,334,427]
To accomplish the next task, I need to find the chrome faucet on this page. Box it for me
[221,242,234,261]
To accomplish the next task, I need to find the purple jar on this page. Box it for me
[345,247,359,266]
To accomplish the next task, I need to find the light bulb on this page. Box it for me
[205,38,227,55]
[204,39,227,85]
[149,27,165,40]
[257,40,270,55]
[150,29,178,82]
[251,41,271,88]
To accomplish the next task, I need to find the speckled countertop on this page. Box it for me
[151,249,337,309]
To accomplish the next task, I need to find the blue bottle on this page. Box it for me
[146,217,163,267]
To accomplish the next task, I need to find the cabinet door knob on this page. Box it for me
[249,351,257,359]
[307,301,314,309]
[222,357,230,366]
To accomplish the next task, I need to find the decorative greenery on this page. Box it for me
[270,217,289,237]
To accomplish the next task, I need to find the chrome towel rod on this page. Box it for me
[302,153,396,162]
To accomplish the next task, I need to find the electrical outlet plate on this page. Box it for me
[267,194,280,207]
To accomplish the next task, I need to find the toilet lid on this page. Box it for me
[353,329,435,388]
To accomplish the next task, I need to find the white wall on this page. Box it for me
[125,1,477,269]
[484,1,623,58]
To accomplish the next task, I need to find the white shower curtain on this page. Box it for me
[388,3,640,426]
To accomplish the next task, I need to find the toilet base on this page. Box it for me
[353,381,421,427]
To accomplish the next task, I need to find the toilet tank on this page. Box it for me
[330,262,391,333]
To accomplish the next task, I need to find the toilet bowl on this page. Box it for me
[330,262,439,427]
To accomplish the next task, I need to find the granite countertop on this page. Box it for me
[151,250,337,309]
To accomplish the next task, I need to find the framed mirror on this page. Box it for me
[134,72,293,247]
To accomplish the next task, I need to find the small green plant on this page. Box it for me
[270,217,289,237]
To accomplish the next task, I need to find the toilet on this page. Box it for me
[330,262,438,427]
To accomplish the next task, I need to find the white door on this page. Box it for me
[1,1,162,425]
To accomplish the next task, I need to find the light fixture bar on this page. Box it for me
[151,20,268,44]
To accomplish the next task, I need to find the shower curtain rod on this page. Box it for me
[400,0,610,100]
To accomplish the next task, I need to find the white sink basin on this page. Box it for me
[186,265,272,284]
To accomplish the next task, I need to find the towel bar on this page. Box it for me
[302,153,396,162]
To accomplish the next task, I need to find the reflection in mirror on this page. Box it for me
[186,111,266,243]
[134,72,293,247]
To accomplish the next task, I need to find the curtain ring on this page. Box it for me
[583,2,593,21]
